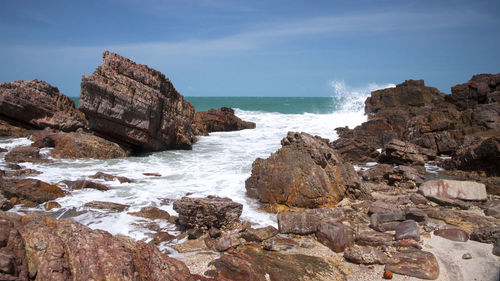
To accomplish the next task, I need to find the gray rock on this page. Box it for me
[277,208,344,235]
[214,234,241,252]
[395,220,420,241]
[344,246,388,264]
[316,222,354,253]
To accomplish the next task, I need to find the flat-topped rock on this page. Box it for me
[277,208,345,235]
[0,178,66,204]
[84,201,130,212]
[434,228,469,242]
[385,250,440,280]
[79,51,195,152]
[419,179,487,201]
[192,107,256,136]
[50,131,130,159]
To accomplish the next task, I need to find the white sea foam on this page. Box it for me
[0,82,393,244]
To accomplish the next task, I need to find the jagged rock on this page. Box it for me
[360,164,425,187]
[84,201,129,212]
[0,217,28,280]
[209,227,222,238]
[128,206,170,221]
[173,196,242,230]
[385,250,440,280]
[192,107,255,136]
[0,178,66,204]
[0,79,87,132]
[209,246,347,281]
[469,227,500,244]
[483,200,500,218]
[316,222,354,253]
[425,208,500,233]
[214,234,242,252]
[79,51,195,152]
[419,179,487,201]
[446,73,500,110]
[410,193,428,205]
[329,135,380,163]
[434,228,469,242]
[62,180,109,191]
[246,132,365,209]
[186,228,204,240]
[344,246,388,264]
[449,137,500,176]
[0,198,13,211]
[241,226,278,242]
[277,208,345,235]
[89,172,134,183]
[379,139,436,166]
[51,131,130,159]
[0,119,31,137]
[356,231,394,246]
[4,146,48,163]
[395,220,420,241]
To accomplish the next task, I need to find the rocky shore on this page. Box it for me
[0,52,499,280]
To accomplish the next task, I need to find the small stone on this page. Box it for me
[44,201,61,210]
[434,228,469,242]
[395,220,420,241]
[383,269,393,279]
[462,253,472,259]
[153,232,175,245]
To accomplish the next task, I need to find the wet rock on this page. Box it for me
[142,172,161,177]
[470,227,500,244]
[84,201,129,212]
[31,132,65,148]
[316,222,355,253]
[0,147,7,153]
[7,168,42,178]
[214,234,241,252]
[209,246,347,281]
[89,172,134,183]
[0,178,66,204]
[4,146,48,163]
[344,246,388,264]
[385,250,439,280]
[62,180,110,191]
[277,208,345,235]
[79,51,195,152]
[419,179,487,201]
[356,231,394,246]
[192,107,256,136]
[0,217,28,280]
[51,132,130,159]
[173,196,243,230]
[0,79,87,132]
[0,198,13,211]
[152,232,175,245]
[241,226,278,242]
[246,132,365,209]
[127,206,170,221]
[172,236,209,253]
[379,139,436,166]
[395,220,420,241]
[44,201,61,211]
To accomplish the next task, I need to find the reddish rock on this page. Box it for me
[0,178,66,204]
[356,231,394,246]
[370,210,406,232]
[434,228,469,242]
[31,133,65,148]
[4,146,48,163]
[152,232,175,245]
[44,201,61,210]
[449,137,500,176]
[192,107,255,136]
[143,172,161,177]
[89,172,134,183]
[128,206,170,221]
[246,132,365,209]
[385,250,439,280]
[79,51,195,152]
[277,208,345,235]
[173,196,242,230]
[63,180,110,191]
[0,217,28,281]
[0,79,87,132]
[316,222,354,253]
[51,131,130,159]
[395,220,420,241]
[344,246,388,264]
[84,201,129,212]
[0,147,7,153]
[383,269,393,279]
[419,179,487,201]
[241,226,278,242]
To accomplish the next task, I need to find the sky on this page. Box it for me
[0,0,499,97]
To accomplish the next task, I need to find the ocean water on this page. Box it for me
[1,82,394,246]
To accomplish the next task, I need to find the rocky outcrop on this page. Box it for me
[79,51,195,152]
[246,132,366,209]
[192,107,256,136]
[0,79,87,132]
[0,120,31,137]
[447,137,500,176]
[50,131,130,159]
[378,139,436,166]
[0,178,66,204]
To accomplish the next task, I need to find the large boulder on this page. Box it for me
[191,107,256,136]
[0,79,87,132]
[79,51,195,152]
[245,132,364,209]
[50,131,130,159]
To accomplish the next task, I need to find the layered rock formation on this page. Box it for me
[191,107,256,136]
[0,79,87,132]
[79,51,195,152]
[245,132,366,209]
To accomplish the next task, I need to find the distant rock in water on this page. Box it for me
[245,132,368,209]
[0,79,87,132]
[192,107,256,136]
[79,51,195,152]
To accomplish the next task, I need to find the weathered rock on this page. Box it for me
[128,206,170,221]
[31,133,65,148]
[395,220,420,241]
[51,132,130,159]
[356,231,394,246]
[419,179,487,201]
[62,180,110,191]
[316,222,354,253]
[44,201,61,211]
[405,208,428,223]
[0,198,13,211]
[84,201,129,212]
[172,236,209,253]
[425,195,472,210]
[370,210,406,232]
[143,172,161,177]
[446,73,500,110]
[483,200,500,218]
[152,232,175,245]
[241,226,278,242]
[0,217,28,281]
[214,234,242,252]
[0,119,31,137]
[469,227,500,244]
[425,208,500,233]
[379,139,436,166]
[79,51,195,152]
[209,227,222,238]
[0,79,87,132]
[192,107,256,136]
[329,135,380,163]
[344,246,388,264]
[434,228,469,242]
[4,146,48,163]
[0,179,65,204]
[385,250,439,280]
[409,193,428,205]
[493,241,500,257]
[209,246,347,281]
[360,164,426,187]
[449,137,500,176]
[173,196,242,230]
[277,208,345,235]
[89,172,134,183]
[246,132,364,209]
[0,147,7,153]
[6,168,42,178]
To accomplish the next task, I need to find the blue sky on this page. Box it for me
[1,0,499,97]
